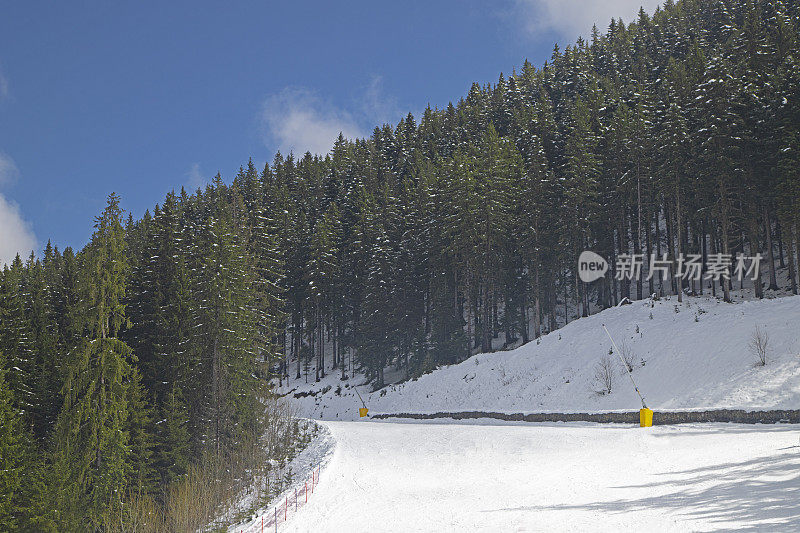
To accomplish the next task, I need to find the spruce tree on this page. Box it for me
[52,193,142,529]
[0,351,36,530]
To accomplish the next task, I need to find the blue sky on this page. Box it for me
[0,0,659,263]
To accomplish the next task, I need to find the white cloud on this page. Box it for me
[259,78,408,156]
[260,87,366,156]
[0,66,8,101]
[0,152,19,186]
[514,0,663,41]
[186,162,205,190]
[0,153,38,267]
[361,75,403,127]
[0,193,37,267]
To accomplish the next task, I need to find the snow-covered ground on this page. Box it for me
[245,295,800,532]
[280,420,800,532]
[280,295,800,420]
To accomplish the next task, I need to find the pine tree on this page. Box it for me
[23,251,63,442]
[190,178,263,457]
[52,193,142,529]
[0,256,35,419]
[356,204,397,388]
[0,351,36,530]
[155,384,190,486]
[694,53,740,302]
[562,96,602,316]
[126,366,157,494]
[308,204,341,381]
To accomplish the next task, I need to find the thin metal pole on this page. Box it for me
[353,385,368,410]
[602,324,647,409]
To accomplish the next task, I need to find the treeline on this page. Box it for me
[0,189,284,530]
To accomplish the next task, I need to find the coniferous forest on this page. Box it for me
[2,0,800,530]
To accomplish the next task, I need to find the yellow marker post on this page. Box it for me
[354,385,369,418]
[603,325,652,427]
[639,408,653,427]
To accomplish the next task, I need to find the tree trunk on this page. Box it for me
[319,309,325,379]
[675,182,683,303]
[748,224,763,299]
[665,202,676,295]
[618,207,629,300]
[637,173,643,301]
[340,320,347,380]
[533,267,541,339]
[700,219,707,295]
[796,220,800,294]
[710,225,717,297]
[721,216,731,303]
[312,314,318,382]
[563,269,569,325]
[646,202,654,297]
[764,206,779,291]
[504,295,512,347]
[492,296,499,340]
[295,318,302,379]
[655,205,663,296]
[611,236,619,305]
[425,280,431,334]
[212,336,220,457]
[465,275,473,359]
[784,221,797,295]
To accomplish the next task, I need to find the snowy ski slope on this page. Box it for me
[273,420,800,532]
[282,294,800,420]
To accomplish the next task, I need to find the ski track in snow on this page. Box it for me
[280,420,800,532]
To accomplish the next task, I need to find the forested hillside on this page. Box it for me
[1,0,800,529]
[256,0,799,387]
[0,190,298,530]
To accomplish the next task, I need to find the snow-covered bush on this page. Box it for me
[749,325,769,366]
[618,340,638,373]
[593,355,615,395]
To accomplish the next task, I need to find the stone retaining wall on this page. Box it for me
[371,409,800,424]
